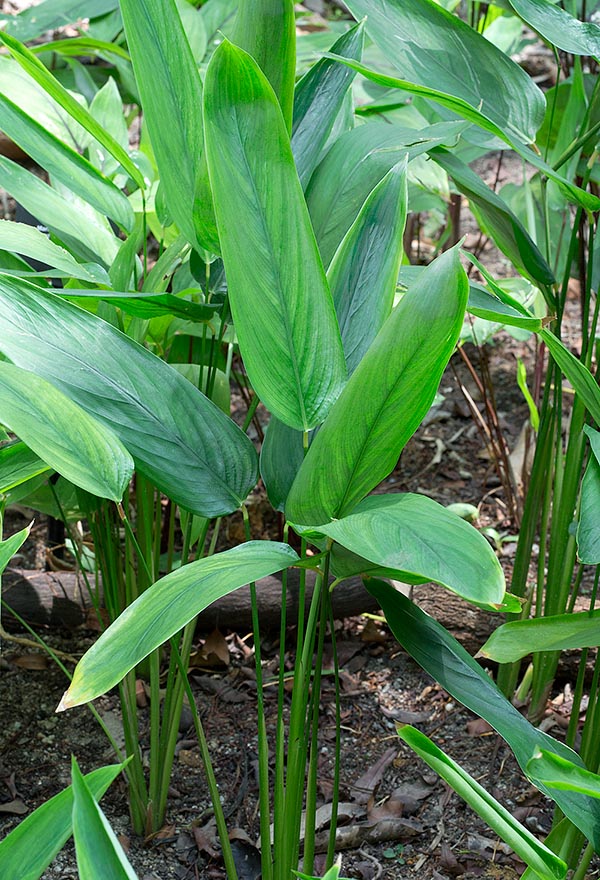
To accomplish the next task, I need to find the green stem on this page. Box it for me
[325,599,341,871]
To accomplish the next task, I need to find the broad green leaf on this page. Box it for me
[479,610,600,663]
[541,328,600,424]
[120,0,218,252]
[63,289,216,322]
[0,221,108,284]
[398,727,567,880]
[344,0,545,145]
[0,276,258,516]
[60,541,299,708]
[468,285,543,331]
[326,56,600,212]
[0,362,133,501]
[508,0,600,56]
[0,763,124,880]
[432,148,554,286]
[0,32,144,190]
[368,579,600,849]
[329,158,408,375]
[71,758,137,880]
[578,426,600,563]
[0,94,133,231]
[204,40,346,431]
[232,0,296,132]
[307,120,467,267]
[2,0,119,42]
[292,22,364,189]
[0,441,50,493]
[0,523,31,575]
[527,748,600,798]
[175,0,207,63]
[308,493,504,606]
[0,156,118,266]
[260,417,307,512]
[286,246,467,525]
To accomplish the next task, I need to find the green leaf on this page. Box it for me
[398,727,567,880]
[517,359,540,430]
[432,148,554,286]
[292,22,364,189]
[63,289,216,322]
[286,246,467,525]
[508,0,600,57]
[0,220,108,284]
[0,363,133,501]
[344,0,545,145]
[479,610,600,662]
[307,120,466,267]
[468,285,543,331]
[0,523,31,576]
[31,36,130,61]
[0,93,133,231]
[232,0,296,132]
[59,541,299,708]
[308,493,505,606]
[2,0,119,42]
[578,426,600,563]
[0,156,118,267]
[541,328,600,424]
[0,276,258,516]
[204,40,346,431]
[120,0,217,252]
[329,158,408,376]
[71,758,137,880]
[527,748,600,799]
[0,763,123,880]
[260,417,306,512]
[368,579,600,849]
[0,441,50,493]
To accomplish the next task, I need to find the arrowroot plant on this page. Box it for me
[0,0,599,877]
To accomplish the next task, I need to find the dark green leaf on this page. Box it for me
[577,427,600,564]
[468,285,543,331]
[541,329,600,424]
[260,417,307,512]
[0,441,50,493]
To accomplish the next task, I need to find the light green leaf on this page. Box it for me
[120,0,217,252]
[517,359,540,430]
[232,0,296,132]
[398,727,567,880]
[468,285,543,331]
[59,541,299,708]
[0,275,258,516]
[71,758,137,880]
[479,610,600,662]
[292,22,364,189]
[0,362,133,501]
[2,0,119,42]
[0,93,133,230]
[204,40,346,431]
[286,246,467,525]
[541,328,600,425]
[31,36,130,61]
[329,158,408,376]
[508,0,600,57]
[367,579,600,849]
[0,523,31,575]
[0,441,51,493]
[344,0,545,145]
[0,220,108,284]
[527,748,600,798]
[309,493,505,606]
[578,426,600,563]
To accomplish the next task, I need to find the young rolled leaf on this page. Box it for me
[0,763,124,880]
[286,246,468,525]
[204,40,346,431]
[305,493,505,607]
[59,541,299,709]
[527,748,600,798]
[0,220,109,284]
[0,362,133,502]
[0,276,258,516]
[232,0,296,132]
[0,523,31,576]
[367,579,600,849]
[328,158,408,376]
[0,441,50,494]
[479,610,600,663]
[432,148,554,286]
[578,426,600,563]
[71,758,137,880]
[120,0,218,252]
[0,95,133,231]
[398,727,567,880]
[508,0,600,57]
[541,329,600,424]
[292,22,364,189]
[344,0,545,146]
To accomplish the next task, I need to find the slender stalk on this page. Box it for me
[273,524,289,874]
[325,600,341,871]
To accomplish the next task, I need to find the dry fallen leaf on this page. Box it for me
[466,718,493,736]
[192,817,219,858]
[11,653,48,670]
[351,747,397,805]
[0,799,28,815]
